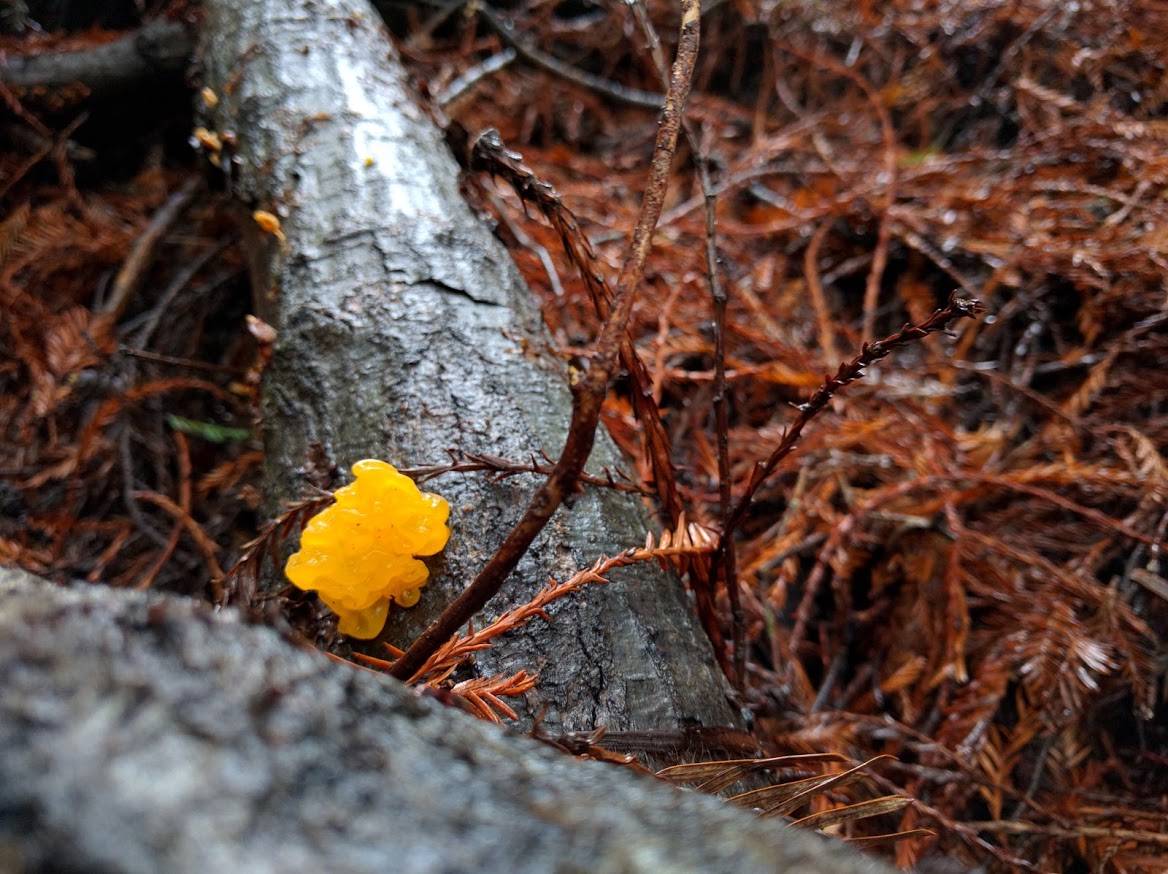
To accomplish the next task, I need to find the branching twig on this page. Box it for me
[469,129,683,524]
[719,294,985,554]
[387,0,702,682]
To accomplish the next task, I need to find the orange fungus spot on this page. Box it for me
[285,460,450,639]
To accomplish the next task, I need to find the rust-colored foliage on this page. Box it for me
[399,1,1168,870]
[1,9,259,598]
[5,2,1168,871]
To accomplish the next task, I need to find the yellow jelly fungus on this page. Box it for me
[285,459,450,639]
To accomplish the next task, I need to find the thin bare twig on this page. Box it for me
[803,221,838,364]
[436,47,516,108]
[387,0,702,682]
[626,0,742,686]
[102,177,202,321]
[476,3,664,110]
[135,430,192,591]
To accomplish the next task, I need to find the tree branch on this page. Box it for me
[388,0,702,682]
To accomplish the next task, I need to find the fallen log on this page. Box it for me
[0,17,192,96]
[198,0,736,736]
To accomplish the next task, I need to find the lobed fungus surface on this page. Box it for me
[285,459,450,638]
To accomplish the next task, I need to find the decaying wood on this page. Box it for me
[197,0,737,737]
[0,567,895,874]
[0,18,193,96]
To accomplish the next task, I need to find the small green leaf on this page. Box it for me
[165,413,252,444]
[899,148,940,166]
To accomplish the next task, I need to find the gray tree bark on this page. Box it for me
[198,0,737,737]
[0,567,894,874]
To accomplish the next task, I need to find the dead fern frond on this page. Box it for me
[791,795,913,831]
[736,755,893,818]
[449,670,538,723]
[656,753,847,795]
[0,201,30,270]
[196,449,265,500]
[218,492,333,608]
[400,518,718,686]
